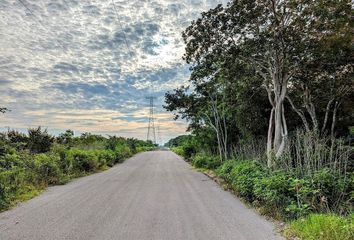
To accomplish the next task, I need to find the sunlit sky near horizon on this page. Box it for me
[0,0,227,144]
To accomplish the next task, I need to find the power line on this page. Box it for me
[157,124,162,146]
[17,0,37,18]
[16,0,68,51]
[111,0,134,59]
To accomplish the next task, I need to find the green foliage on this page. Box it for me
[67,149,99,173]
[0,166,34,210]
[285,214,354,240]
[166,135,199,160]
[0,153,24,169]
[57,129,74,147]
[164,1,353,237]
[51,144,73,174]
[34,154,61,185]
[215,160,237,182]
[215,159,353,220]
[171,146,185,156]
[254,171,292,214]
[27,127,54,153]
[228,161,265,200]
[96,149,116,167]
[192,155,222,170]
[3,130,28,151]
[165,135,193,148]
[114,144,132,161]
[0,128,154,212]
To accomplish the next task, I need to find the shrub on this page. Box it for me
[216,160,237,182]
[0,170,11,209]
[192,155,222,170]
[51,144,73,174]
[172,147,185,157]
[67,149,99,173]
[96,150,115,167]
[105,136,122,151]
[114,144,132,162]
[285,214,354,240]
[253,171,293,217]
[309,169,352,214]
[56,129,74,146]
[1,130,27,151]
[0,153,23,170]
[34,154,61,185]
[0,166,31,210]
[27,127,54,153]
[0,130,154,212]
[182,143,198,160]
[136,146,154,153]
[229,160,266,200]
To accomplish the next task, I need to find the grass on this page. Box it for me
[5,185,44,209]
[284,214,354,240]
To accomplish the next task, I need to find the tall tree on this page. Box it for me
[182,0,352,166]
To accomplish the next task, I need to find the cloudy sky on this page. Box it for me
[0,0,227,144]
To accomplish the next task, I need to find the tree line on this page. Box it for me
[165,0,353,165]
[164,2,353,238]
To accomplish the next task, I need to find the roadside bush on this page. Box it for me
[229,161,265,200]
[136,146,154,153]
[95,149,116,167]
[0,166,33,210]
[0,169,13,209]
[51,144,73,174]
[171,147,185,157]
[105,136,122,151]
[0,129,153,212]
[67,149,99,173]
[1,130,28,151]
[216,159,353,220]
[171,145,197,161]
[182,143,198,160]
[192,155,222,169]
[285,214,354,240]
[309,169,352,214]
[34,154,61,185]
[286,178,313,218]
[0,153,24,170]
[253,171,293,217]
[114,144,132,162]
[216,160,237,182]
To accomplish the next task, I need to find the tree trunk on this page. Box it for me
[267,108,275,167]
[286,95,310,132]
[273,101,283,152]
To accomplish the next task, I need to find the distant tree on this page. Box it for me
[57,129,74,147]
[165,61,271,159]
[27,127,54,153]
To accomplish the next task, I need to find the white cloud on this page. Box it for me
[0,0,227,142]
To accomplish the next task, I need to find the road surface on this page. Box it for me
[0,151,282,240]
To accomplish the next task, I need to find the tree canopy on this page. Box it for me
[165,0,353,165]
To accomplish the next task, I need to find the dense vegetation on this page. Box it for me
[169,135,353,239]
[0,127,155,211]
[165,0,353,239]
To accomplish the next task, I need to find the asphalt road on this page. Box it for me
[0,151,282,240]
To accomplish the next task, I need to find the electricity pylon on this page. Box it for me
[157,125,162,146]
[146,96,157,144]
